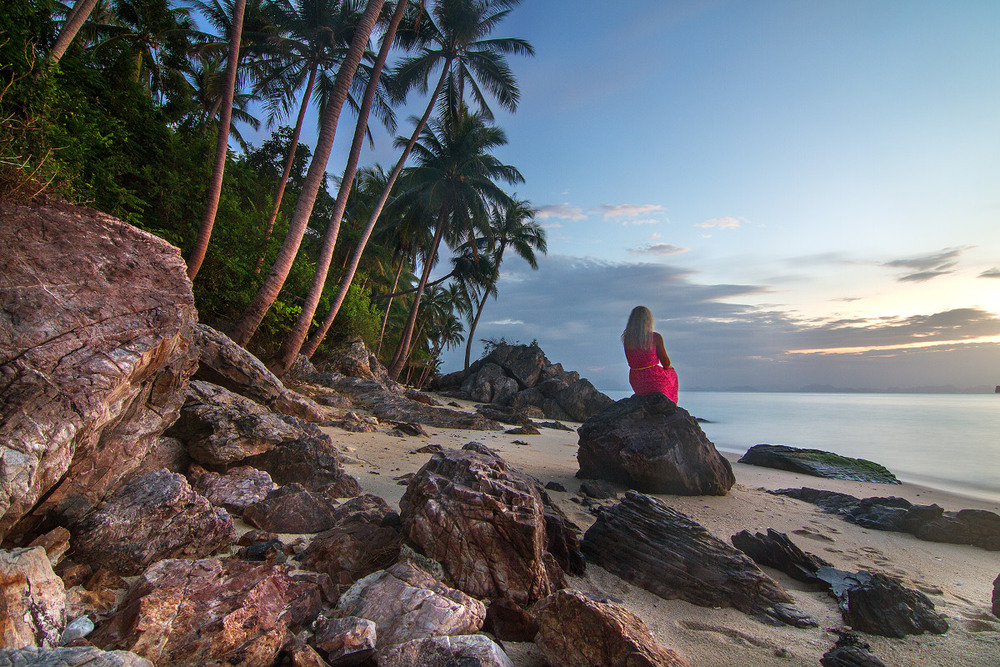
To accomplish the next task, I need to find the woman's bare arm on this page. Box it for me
[654,332,672,368]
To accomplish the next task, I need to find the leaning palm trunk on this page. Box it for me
[186,0,247,280]
[254,64,318,275]
[230,0,384,347]
[464,287,491,371]
[274,0,408,375]
[47,0,99,69]
[300,58,453,360]
[375,259,405,355]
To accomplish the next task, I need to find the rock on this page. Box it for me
[483,597,538,642]
[286,642,331,667]
[0,201,198,542]
[475,405,533,426]
[0,547,66,649]
[463,363,519,405]
[91,557,321,665]
[731,528,832,583]
[188,465,278,514]
[579,479,616,500]
[133,437,190,477]
[334,561,486,648]
[815,567,948,638]
[27,527,71,568]
[992,573,999,618]
[243,484,343,534]
[820,632,887,667]
[461,441,500,457]
[312,616,376,666]
[914,509,1000,550]
[582,491,812,626]
[239,428,362,496]
[399,449,577,605]
[0,647,153,667]
[70,469,235,576]
[545,481,566,492]
[61,615,96,644]
[377,635,514,667]
[739,444,900,484]
[577,394,735,495]
[506,424,540,436]
[192,324,327,422]
[488,343,547,389]
[532,589,690,667]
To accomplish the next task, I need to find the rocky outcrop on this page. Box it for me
[243,484,343,534]
[820,634,887,667]
[532,589,691,667]
[435,343,613,421]
[0,547,66,649]
[334,561,486,648]
[582,491,813,626]
[0,647,153,667]
[0,201,198,543]
[188,465,277,514]
[238,429,362,496]
[577,393,735,495]
[92,557,322,665]
[70,469,235,576]
[739,444,900,484]
[399,448,581,605]
[312,616,376,665]
[377,635,514,667]
[731,528,832,583]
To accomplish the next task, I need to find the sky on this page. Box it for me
[247,0,1000,392]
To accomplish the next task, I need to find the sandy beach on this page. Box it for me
[322,394,1000,667]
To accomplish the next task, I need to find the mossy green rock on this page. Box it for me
[739,444,900,484]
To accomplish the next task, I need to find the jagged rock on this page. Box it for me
[286,642,331,667]
[0,547,66,649]
[914,509,1000,550]
[334,561,486,648]
[532,589,690,667]
[577,394,735,495]
[377,635,514,667]
[243,484,343,534]
[506,424,540,436]
[399,449,579,605]
[70,469,235,576]
[133,436,190,478]
[579,479,616,500]
[510,374,613,423]
[27,527,71,568]
[475,405,533,426]
[489,343,547,389]
[188,465,278,514]
[820,632,886,667]
[403,389,440,406]
[483,597,538,642]
[239,429,362,496]
[463,363,519,405]
[320,340,394,388]
[0,201,198,542]
[731,528,832,583]
[0,647,153,667]
[192,324,327,422]
[815,567,948,638]
[582,491,812,626]
[312,616,376,666]
[461,441,500,457]
[992,573,999,618]
[91,557,322,665]
[544,481,567,492]
[739,444,900,484]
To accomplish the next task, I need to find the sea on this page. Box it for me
[602,390,1000,504]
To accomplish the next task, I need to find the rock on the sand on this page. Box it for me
[0,546,66,649]
[739,444,900,484]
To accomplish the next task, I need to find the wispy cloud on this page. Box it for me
[628,243,689,256]
[883,247,967,282]
[979,267,1000,278]
[595,204,665,222]
[535,203,586,221]
[695,217,742,230]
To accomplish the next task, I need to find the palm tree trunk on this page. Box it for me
[388,211,446,380]
[464,288,490,371]
[47,0,99,69]
[186,0,246,281]
[274,0,407,375]
[230,0,384,347]
[299,56,454,359]
[374,259,404,356]
[254,63,318,275]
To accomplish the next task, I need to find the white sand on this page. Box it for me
[321,396,1000,666]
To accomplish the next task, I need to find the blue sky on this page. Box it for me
[246,0,1000,392]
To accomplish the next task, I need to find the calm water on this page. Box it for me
[603,391,1000,503]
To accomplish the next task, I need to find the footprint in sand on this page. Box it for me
[678,620,783,652]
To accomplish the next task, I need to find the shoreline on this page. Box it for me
[321,393,1000,666]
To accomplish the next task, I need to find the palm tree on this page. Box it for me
[230,0,384,347]
[385,109,522,380]
[48,0,101,68]
[179,53,261,147]
[296,0,533,359]
[463,197,544,370]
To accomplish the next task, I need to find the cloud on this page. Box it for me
[628,243,689,256]
[695,217,742,229]
[595,204,665,221]
[979,267,1000,278]
[883,247,967,282]
[535,203,586,221]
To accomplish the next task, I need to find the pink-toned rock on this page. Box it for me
[287,642,332,667]
[377,635,514,667]
[91,557,321,666]
[0,647,153,666]
[70,469,235,576]
[399,448,575,605]
[27,527,71,567]
[240,432,362,496]
[532,589,691,667]
[0,546,66,649]
[0,201,198,542]
[134,436,190,476]
[334,561,485,648]
[189,465,277,513]
[243,484,342,534]
[313,616,376,665]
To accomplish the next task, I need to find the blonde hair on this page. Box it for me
[622,306,654,350]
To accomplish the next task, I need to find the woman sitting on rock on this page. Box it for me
[622,305,678,403]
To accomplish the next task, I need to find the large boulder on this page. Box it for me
[0,201,198,542]
[461,363,518,405]
[188,465,278,514]
[377,635,514,667]
[399,448,579,605]
[739,444,900,484]
[577,393,735,495]
[0,547,66,649]
[242,484,342,534]
[0,648,153,667]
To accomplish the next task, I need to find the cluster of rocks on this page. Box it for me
[771,487,1000,551]
[431,343,614,422]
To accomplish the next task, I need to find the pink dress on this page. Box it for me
[625,344,679,403]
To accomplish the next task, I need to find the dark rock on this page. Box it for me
[531,589,691,667]
[399,448,579,604]
[731,528,832,583]
[91,557,321,665]
[312,616,376,665]
[0,201,198,542]
[243,484,343,534]
[70,469,235,576]
[0,647,153,666]
[483,597,538,642]
[992,573,999,618]
[387,421,428,437]
[403,388,440,406]
[237,538,287,564]
[537,420,574,431]
[189,464,277,513]
[582,491,812,626]
[475,404,533,426]
[413,444,443,454]
[820,632,886,667]
[579,479,617,500]
[511,375,612,422]
[463,363,519,405]
[739,444,900,484]
[505,424,540,435]
[545,481,567,492]
[487,344,546,389]
[134,437,190,477]
[461,441,500,457]
[376,635,513,667]
[240,429,362,496]
[914,509,1000,550]
[577,394,735,495]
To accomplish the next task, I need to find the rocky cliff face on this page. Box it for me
[0,201,198,543]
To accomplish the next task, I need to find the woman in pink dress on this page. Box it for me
[622,306,679,402]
